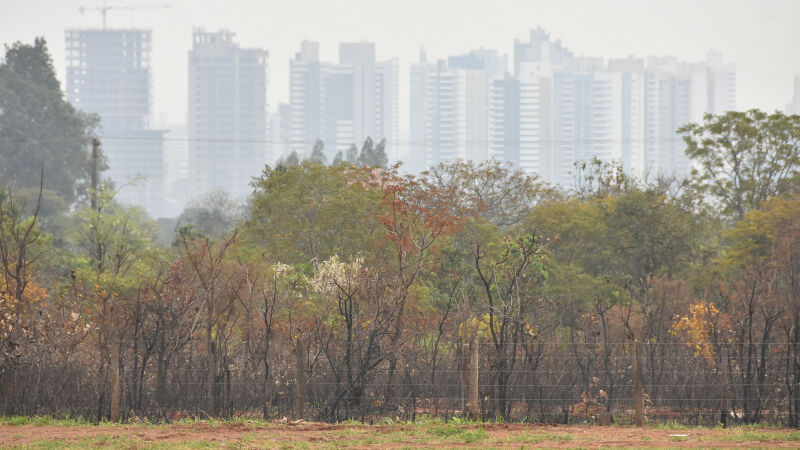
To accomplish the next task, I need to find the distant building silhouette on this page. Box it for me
[786,75,800,115]
[480,29,737,187]
[289,41,398,161]
[188,29,268,199]
[267,103,291,164]
[409,49,507,171]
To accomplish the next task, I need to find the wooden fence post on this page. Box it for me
[295,338,305,420]
[469,335,479,420]
[720,346,730,428]
[110,343,120,422]
[633,339,643,426]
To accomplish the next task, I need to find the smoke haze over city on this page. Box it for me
[1,0,800,218]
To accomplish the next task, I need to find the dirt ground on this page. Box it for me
[1,421,799,448]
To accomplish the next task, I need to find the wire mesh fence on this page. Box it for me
[1,340,798,426]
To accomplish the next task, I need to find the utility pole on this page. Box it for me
[91,137,100,211]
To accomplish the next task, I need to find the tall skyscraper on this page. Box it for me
[608,57,646,175]
[642,57,694,179]
[65,28,166,216]
[787,75,800,115]
[546,59,624,187]
[513,27,573,76]
[483,29,737,187]
[162,123,189,214]
[188,29,268,199]
[409,49,508,170]
[375,58,400,161]
[408,49,431,172]
[339,42,376,151]
[488,64,552,178]
[290,41,324,157]
[705,51,737,115]
[267,103,292,164]
[289,41,398,161]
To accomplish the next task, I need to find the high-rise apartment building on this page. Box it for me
[289,41,398,161]
[488,63,552,177]
[267,103,292,164]
[706,51,737,115]
[787,75,800,115]
[408,50,431,172]
[375,59,400,160]
[483,29,737,187]
[513,27,573,76]
[409,49,508,170]
[608,57,646,175]
[65,28,166,216]
[290,41,324,157]
[188,29,268,199]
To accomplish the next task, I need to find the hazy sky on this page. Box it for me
[2,0,799,132]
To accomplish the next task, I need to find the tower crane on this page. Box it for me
[78,1,171,29]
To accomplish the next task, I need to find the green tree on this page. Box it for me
[357,137,374,167]
[0,181,52,372]
[244,162,382,263]
[680,109,800,221]
[176,191,241,240]
[0,38,99,203]
[309,139,327,165]
[71,186,157,421]
[357,137,388,168]
[345,144,359,164]
[283,151,300,168]
[571,157,636,201]
[332,150,344,166]
[423,159,554,228]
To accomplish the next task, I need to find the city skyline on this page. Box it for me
[46,24,770,213]
[2,0,798,131]
[3,0,800,217]
[409,29,736,187]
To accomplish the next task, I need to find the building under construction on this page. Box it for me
[66,28,166,216]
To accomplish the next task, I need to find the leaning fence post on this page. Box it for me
[469,335,479,420]
[633,339,643,426]
[111,343,121,422]
[720,346,730,428]
[295,337,305,420]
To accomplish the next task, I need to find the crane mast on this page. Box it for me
[78,1,170,29]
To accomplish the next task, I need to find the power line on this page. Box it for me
[1,135,689,146]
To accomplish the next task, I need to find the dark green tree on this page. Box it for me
[372,138,388,168]
[332,150,344,166]
[358,137,374,167]
[176,191,241,239]
[357,137,388,168]
[345,144,359,164]
[244,162,382,263]
[284,151,300,167]
[309,139,327,165]
[680,109,800,220]
[0,38,99,203]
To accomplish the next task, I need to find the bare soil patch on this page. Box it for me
[1,421,798,448]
